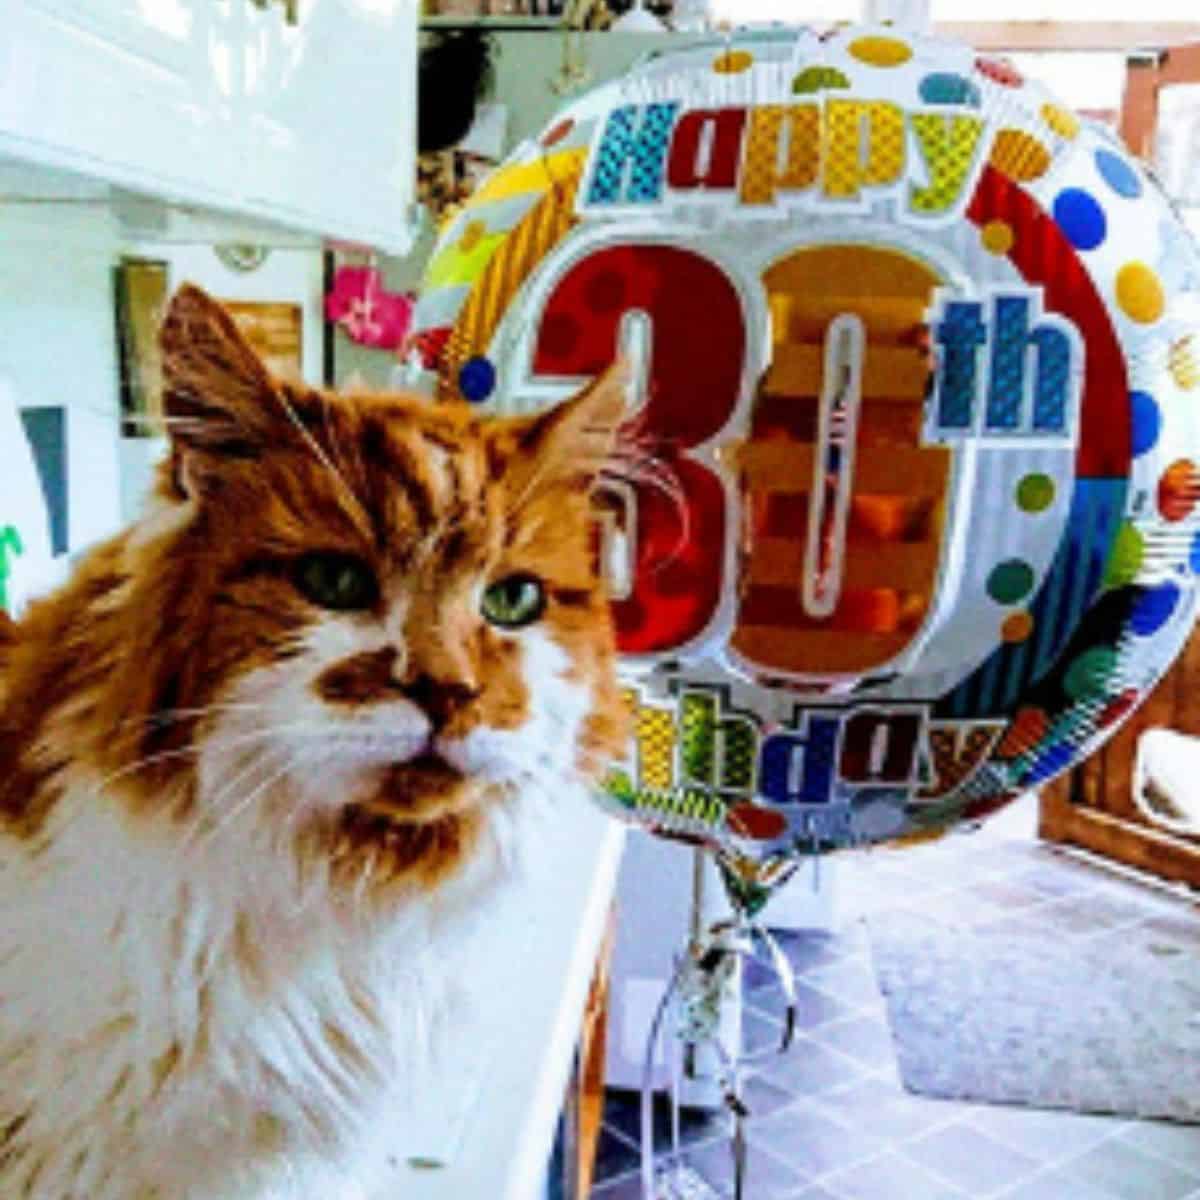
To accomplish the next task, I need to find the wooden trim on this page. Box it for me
[575,905,616,1200]
[1039,786,1200,888]
[936,22,1200,53]
[1120,40,1200,161]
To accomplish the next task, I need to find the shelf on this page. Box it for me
[422,14,563,29]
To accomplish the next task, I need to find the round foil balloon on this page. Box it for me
[410,26,1200,863]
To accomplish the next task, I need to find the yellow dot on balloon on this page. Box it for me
[1116,262,1165,324]
[458,220,486,254]
[1041,103,1079,140]
[981,221,1015,255]
[1002,611,1035,643]
[990,129,1051,182]
[848,36,912,67]
[713,49,754,74]
[1170,335,1199,390]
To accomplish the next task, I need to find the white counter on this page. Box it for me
[377,803,626,1200]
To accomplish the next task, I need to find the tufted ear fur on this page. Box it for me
[500,359,632,502]
[159,284,290,461]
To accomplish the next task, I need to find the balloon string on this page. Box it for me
[639,913,799,1199]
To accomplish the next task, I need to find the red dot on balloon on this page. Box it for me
[976,56,1023,87]
[539,311,582,362]
[541,118,575,148]
[1157,459,1199,522]
[728,804,788,842]
[584,270,627,314]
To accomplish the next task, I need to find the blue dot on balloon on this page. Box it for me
[459,356,496,403]
[1190,530,1200,574]
[1052,188,1107,250]
[1095,148,1142,199]
[1130,390,1161,457]
[918,72,981,107]
[1130,581,1180,636]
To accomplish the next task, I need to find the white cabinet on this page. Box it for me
[0,0,418,253]
[240,0,419,247]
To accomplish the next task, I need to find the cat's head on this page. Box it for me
[118,286,629,889]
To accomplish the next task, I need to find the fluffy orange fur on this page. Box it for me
[0,285,628,889]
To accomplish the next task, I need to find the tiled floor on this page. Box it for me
[590,797,1200,1199]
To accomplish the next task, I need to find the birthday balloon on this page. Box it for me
[410,26,1200,863]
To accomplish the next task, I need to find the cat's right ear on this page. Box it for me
[159,284,279,469]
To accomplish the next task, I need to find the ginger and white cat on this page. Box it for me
[0,286,628,1198]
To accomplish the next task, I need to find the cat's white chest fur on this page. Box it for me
[0,771,535,1200]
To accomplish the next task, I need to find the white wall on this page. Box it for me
[0,203,124,564]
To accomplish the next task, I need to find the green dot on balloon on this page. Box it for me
[1017,473,1055,513]
[1104,521,1144,588]
[987,559,1035,604]
[1063,647,1119,702]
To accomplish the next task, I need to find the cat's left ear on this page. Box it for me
[158,284,285,462]
[501,359,631,498]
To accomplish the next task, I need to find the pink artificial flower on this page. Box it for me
[325,266,414,351]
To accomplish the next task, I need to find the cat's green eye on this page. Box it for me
[293,552,378,612]
[481,574,546,630]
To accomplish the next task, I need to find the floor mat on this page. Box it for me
[869,909,1200,1122]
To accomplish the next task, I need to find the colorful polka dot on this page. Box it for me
[1105,522,1145,587]
[458,219,486,254]
[541,118,575,149]
[1130,391,1161,456]
[584,270,626,313]
[713,49,754,74]
[1052,188,1107,251]
[990,130,1051,182]
[1170,336,1199,390]
[1189,530,1200,573]
[458,356,496,403]
[981,220,1014,255]
[918,72,980,107]
[1017,473,1056,513]
[1042,103,1080,140]
[1115,262,1165,324]
[1002,611,1035,643]
[1130,581,1180,636]
[1158,459,1199,522]
[987,559,1035,604]
[849,36,911,67]
[792,66,850,94]
[976,57,1023,87]
[539,311,581,361]
[1095,148,1142,198]
[1063,646,1118,702]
